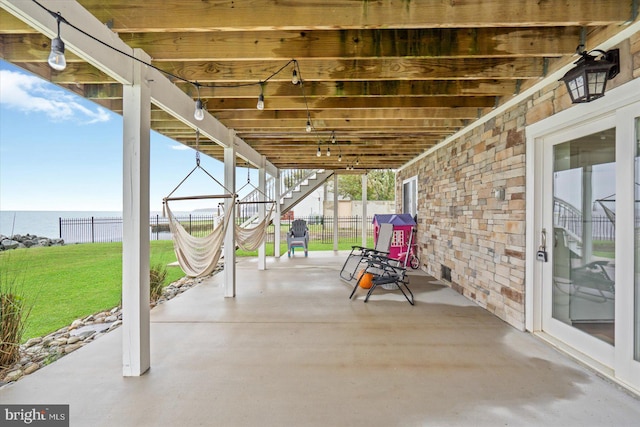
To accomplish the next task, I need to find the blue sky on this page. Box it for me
[0,60,257,213]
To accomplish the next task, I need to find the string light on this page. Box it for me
[47,12,66,71]
[331,131,336,144]
[256,83,265,110]
[194,84,205,121]
[33,2,332,159]
[338,154,342,162]
[316,145,322,157]
[326,146,331,157]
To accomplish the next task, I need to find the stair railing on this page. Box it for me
[236,169,324,225]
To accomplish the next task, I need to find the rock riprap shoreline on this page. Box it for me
[0,234,64,251]
[0,274,209,386]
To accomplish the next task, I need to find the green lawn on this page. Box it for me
[236,239,372,256]
[1,238,369,342]
[0,241,182,341]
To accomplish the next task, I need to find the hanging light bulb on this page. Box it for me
[48,14,66,71]
[194,99,205,121]
[316,145,322,157]
[306,120,312,133]
[355,158,359,166]
[331,131,336,144]
[327,146,331,157]
[338,154,342,162]
[256,84,265,110]
[292,69,299,85]
[194,83,204,121]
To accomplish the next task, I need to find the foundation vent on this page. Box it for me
[441,265,452,282]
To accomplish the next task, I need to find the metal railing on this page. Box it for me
[554,197,616,242]
[60,214,374,245]
[240,168,320,207]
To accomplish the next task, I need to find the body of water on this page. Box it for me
[0,211,122,239]
[0,210,205,243]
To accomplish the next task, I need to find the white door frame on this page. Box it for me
[402,175,418,216]
[539,115,616,368]
[526,77,640,391]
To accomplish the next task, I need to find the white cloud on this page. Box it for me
[170,144,192,151]
[0,69,111,124]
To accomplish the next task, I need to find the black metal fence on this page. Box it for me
[59,214,374,244]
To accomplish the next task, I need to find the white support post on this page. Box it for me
[258,156,267,270]
[121,49,151,377]
[224,140,236,297]
[274,173,282,258]
[362,173,368,247]
[333,173,339,251]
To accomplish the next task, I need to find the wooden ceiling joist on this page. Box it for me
[1,0,635,170]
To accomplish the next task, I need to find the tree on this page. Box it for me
[328,170,396,200]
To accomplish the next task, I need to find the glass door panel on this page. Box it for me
[552,129,616,345]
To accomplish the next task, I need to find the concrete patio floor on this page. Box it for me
[1,251,639,426]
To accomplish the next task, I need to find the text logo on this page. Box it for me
[1,405,69,426]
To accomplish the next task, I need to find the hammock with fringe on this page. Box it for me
[166,201,233,278]
[234,203,276,251]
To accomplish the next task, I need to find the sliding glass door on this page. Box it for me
[529,82,640,393]
[551,130,616,345]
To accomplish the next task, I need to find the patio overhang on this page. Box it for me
[1,0,634,171]
[1,0,637,378]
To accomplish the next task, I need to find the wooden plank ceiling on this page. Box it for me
[0,0,634,170]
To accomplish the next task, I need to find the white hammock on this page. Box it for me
[166,201,233,278]
[234,203,276,251]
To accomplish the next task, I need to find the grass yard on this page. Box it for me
[236,239,372,257]
[1,237,371,342]
[0,241,182,341]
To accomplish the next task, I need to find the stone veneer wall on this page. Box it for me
[397,34,640,330]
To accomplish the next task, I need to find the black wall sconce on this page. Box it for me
[560,47,620,104]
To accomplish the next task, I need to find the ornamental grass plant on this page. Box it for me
[149,263,168,302]
[0,266,32,372]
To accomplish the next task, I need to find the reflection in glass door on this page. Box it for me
[552,129,616,345]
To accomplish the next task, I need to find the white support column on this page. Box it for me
[258,156,267,270]
[121,49,151,377]
[274,173,282,258]
[333,173,339,251]
[224,139,236,297]
[362,173,368,247]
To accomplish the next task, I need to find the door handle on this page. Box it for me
[537,228,548,262]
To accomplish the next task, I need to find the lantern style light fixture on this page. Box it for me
[559,47,620,104]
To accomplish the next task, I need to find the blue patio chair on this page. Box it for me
[287,219,309,257]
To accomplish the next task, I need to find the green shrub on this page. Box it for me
[150,263,168,302]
